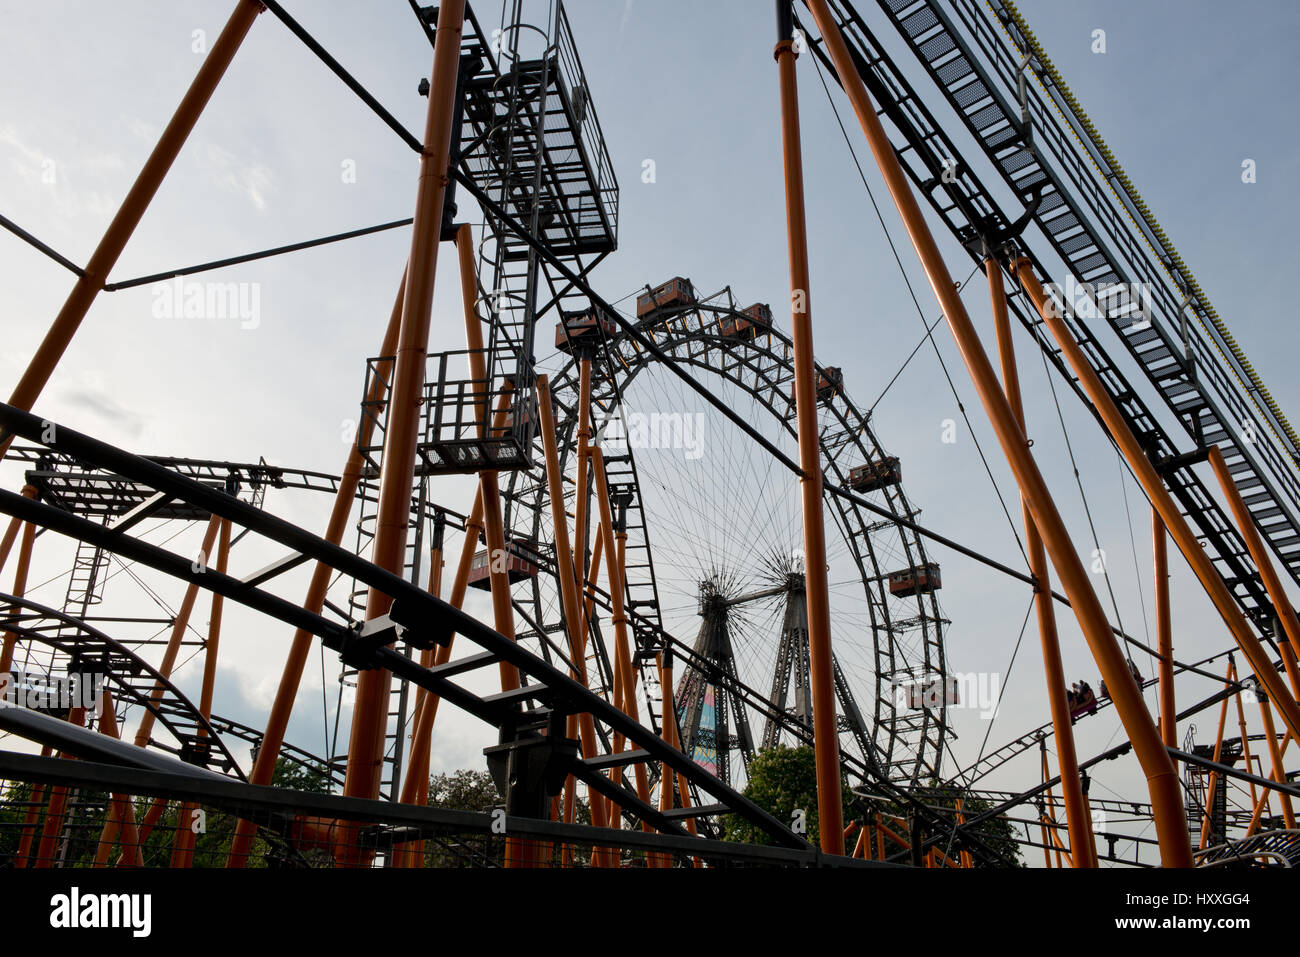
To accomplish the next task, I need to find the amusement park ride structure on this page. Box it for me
[0,0,1298,870]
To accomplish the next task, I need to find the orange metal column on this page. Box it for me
[1017,262,1300,747]
[1153,513,1177,749]
[34,705,88,867]
[0,513,22,576]
[537,376,612,855]
[131,515,221,749]
[172,517,231,867]
[345,0,467,805]
[1200,661,1233,849]
[987,257,1095,868]
[227,267,408,866]
[1207,445,1300,702]
[1258,696,1295,828]
[0,1,263,456]
[456,224,520,694]
[773,6,844,852]
[591,448,653,820]
[802,0,1190,865]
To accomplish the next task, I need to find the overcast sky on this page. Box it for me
[2,0,1297,865]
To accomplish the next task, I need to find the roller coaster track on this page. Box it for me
[797,0,1298,650]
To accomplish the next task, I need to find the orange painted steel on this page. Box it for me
[1043,817,1074,867]
[457,224,520,695]
[131,515,222,750]
[653,647,677,869]
[573,358,593,639]
[12,745,53,868]
[345,0,467,807]
[1258,696,1295,828]
[537,376,613,860]
[1233,676,1260,808]
[92,691,142,868]
[987,258,1095,868]
[171,517,231,868]
[227,266,408,866]
[0,512,22,576]
[563,530,604,839]
[0,1,263,458]
[1207,444,1300,703]
[955,798,973,868]
[1040,744,1063,868]
[101,515,221,859]
[393,535,445,867]
[0,485,39,673]
[1244,732,1292,836]
[802,0,1189,865]
[397,485,489,805]
[1018,263,1300,750]
[1200,661,1234,850]
[591,448,654,827]
[773,28,844,853]
[34,705,88,868]
[1153,513,1177,749]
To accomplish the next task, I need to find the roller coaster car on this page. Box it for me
[888,562,941,597]
[720,302,772,340]
[468,537,540,591]
[555,307,618,353]
[1068,687,1098,722]
[636,277,695,318]
[848,456,901,493]
[817,366,843,401]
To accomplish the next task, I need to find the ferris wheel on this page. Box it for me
[502,279,949,790]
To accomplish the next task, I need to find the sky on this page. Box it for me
[1,0,1298,866]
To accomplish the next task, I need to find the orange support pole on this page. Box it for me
[393,532,445,868]
[563,530,604,840]
[132,515,222,749]
[397,486,489,807]
[0,485,40,673]
[1244,732,1292,836]
[34,705,88,867]
[1017,262,1300,751]
[1258,695,1295,828]
[227,266,408,866]
[1153,513,1177,749]
[987,258,1094,867]
[590,448,654,823]
[537,376,612,855]
[1043,817,1074,867]
[171,517,231,867]
[345,0,467,808]
[1233,679,1260,808]
[456,224,520,695]
[92,691,142,867]
[802,0,1190,865]
[0,1,264,457]
[774,3,844,852]
[13,745,52,868]
[0,512,22,577]
[1200,661,1234,849]
[653,646,678,869]
[1207,445,1300,703]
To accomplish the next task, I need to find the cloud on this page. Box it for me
[197,142,275,212]
[59,383,147,438]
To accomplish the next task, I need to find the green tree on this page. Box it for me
[722,745,854,852]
